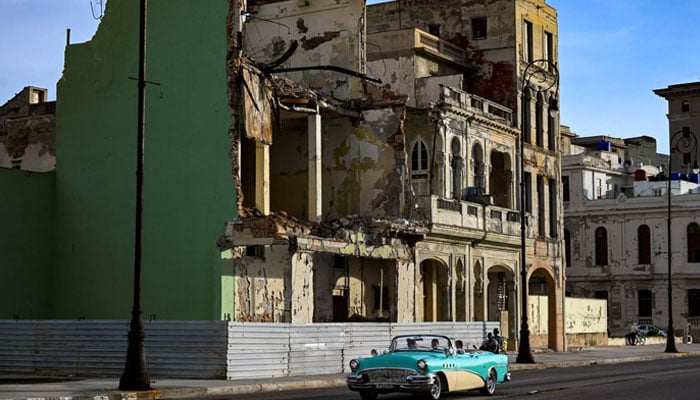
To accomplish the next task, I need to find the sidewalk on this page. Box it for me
[2,343,699,400]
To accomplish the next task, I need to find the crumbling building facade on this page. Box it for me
[222,0,565,350]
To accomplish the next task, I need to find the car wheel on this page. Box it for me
[425,374,443,400]
[480,368,497,396]
[359,390,378,400]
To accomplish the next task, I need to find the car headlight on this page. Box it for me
[350,359,360,371]
[417,359,427,372]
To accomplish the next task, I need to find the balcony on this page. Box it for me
[414,195,525,241]
[441,86,513,126]
[366,28,468,67]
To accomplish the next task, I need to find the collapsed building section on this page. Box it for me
[221,0,565,350]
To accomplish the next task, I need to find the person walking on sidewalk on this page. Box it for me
[626,322,638,345]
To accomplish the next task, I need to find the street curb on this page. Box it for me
[508,351,698,371]
[6,352,700,400]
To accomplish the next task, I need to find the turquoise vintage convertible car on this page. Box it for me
[347,334,510,400]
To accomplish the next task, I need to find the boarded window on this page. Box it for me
[688,223,700,263]
[638,225,651,264]
[689,289,700,317]
[638,289,653,317]
[595,227,608,266]
[472,17,487,39]
[564,229,571,267]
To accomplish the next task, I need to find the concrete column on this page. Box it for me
[396,259,415,322]
[308,111,322,221]
[255,142,270,215]
[291,251,314,323]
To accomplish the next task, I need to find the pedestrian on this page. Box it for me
[626,322,638,345]
[480,332,498,352]
[492,328,503,353]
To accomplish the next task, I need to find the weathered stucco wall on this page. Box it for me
[566,193,700,334]
[367,0,521,109]
[245,0,364,100]
[54,0,235,319]
[528,296,608,347]
[234,245,291,322]
[321,107,407,219]
[0,115,55,172]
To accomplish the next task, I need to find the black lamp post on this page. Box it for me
[665,129,697,353]
[516,59,559,364]
[119,0,151,390]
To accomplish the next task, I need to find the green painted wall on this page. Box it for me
[0,169,54,318]
[54,0,235,319]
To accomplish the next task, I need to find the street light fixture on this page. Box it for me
[516,59,559,364]
[665,128,698,353]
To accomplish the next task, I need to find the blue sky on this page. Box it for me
[1,0,698,152]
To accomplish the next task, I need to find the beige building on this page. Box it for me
[223,0,565,350]
[565,82,700,337]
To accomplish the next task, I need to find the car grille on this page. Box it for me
[364,368,416,384]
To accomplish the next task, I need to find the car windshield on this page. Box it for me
[391,335,452,352]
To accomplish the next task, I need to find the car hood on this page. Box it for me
[355,351,449,371]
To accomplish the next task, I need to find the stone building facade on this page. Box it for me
[563,133,700,338]
[565,82,700,337]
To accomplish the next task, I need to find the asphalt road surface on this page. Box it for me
[202,356,700,399]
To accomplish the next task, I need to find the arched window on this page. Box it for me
[535,94,544,147]
[411,140,430,196]
[522,90,531,144]
[595,227,608,266]
[638,225,651,264]
[682,100,690,113]
[451,138,463,199]
[564,229,571,267]
[471,143,484,194]
[688,223,700,263]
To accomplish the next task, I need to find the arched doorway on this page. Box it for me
[528,267,559,350]
[486,265,516,347]
[420,259,450,321]
[470,143,484,194]
[455,259,467,321]
[451,138,464,199]
[489,150,513,208]
[472,260,484,321]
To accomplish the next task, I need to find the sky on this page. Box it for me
[1,0,699,153]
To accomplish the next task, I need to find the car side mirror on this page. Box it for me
[444,347,453,357]
[371,349,378,357]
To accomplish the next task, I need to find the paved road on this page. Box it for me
[203,357,700,400]
[2,344,698,400]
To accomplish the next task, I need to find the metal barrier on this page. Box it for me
[0,320,497,380]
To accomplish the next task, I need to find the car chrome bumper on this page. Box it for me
[347,373,435,393]
[504,372,512,382]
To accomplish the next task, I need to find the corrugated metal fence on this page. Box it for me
[0,320,497,380]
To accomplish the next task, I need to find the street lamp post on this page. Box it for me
[665,129,698,353]
[516,59,558,364]
[119,0,151,390]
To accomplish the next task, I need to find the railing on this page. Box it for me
[416,195,521,237]
[441,86,513,125]
[416,30,467,65]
